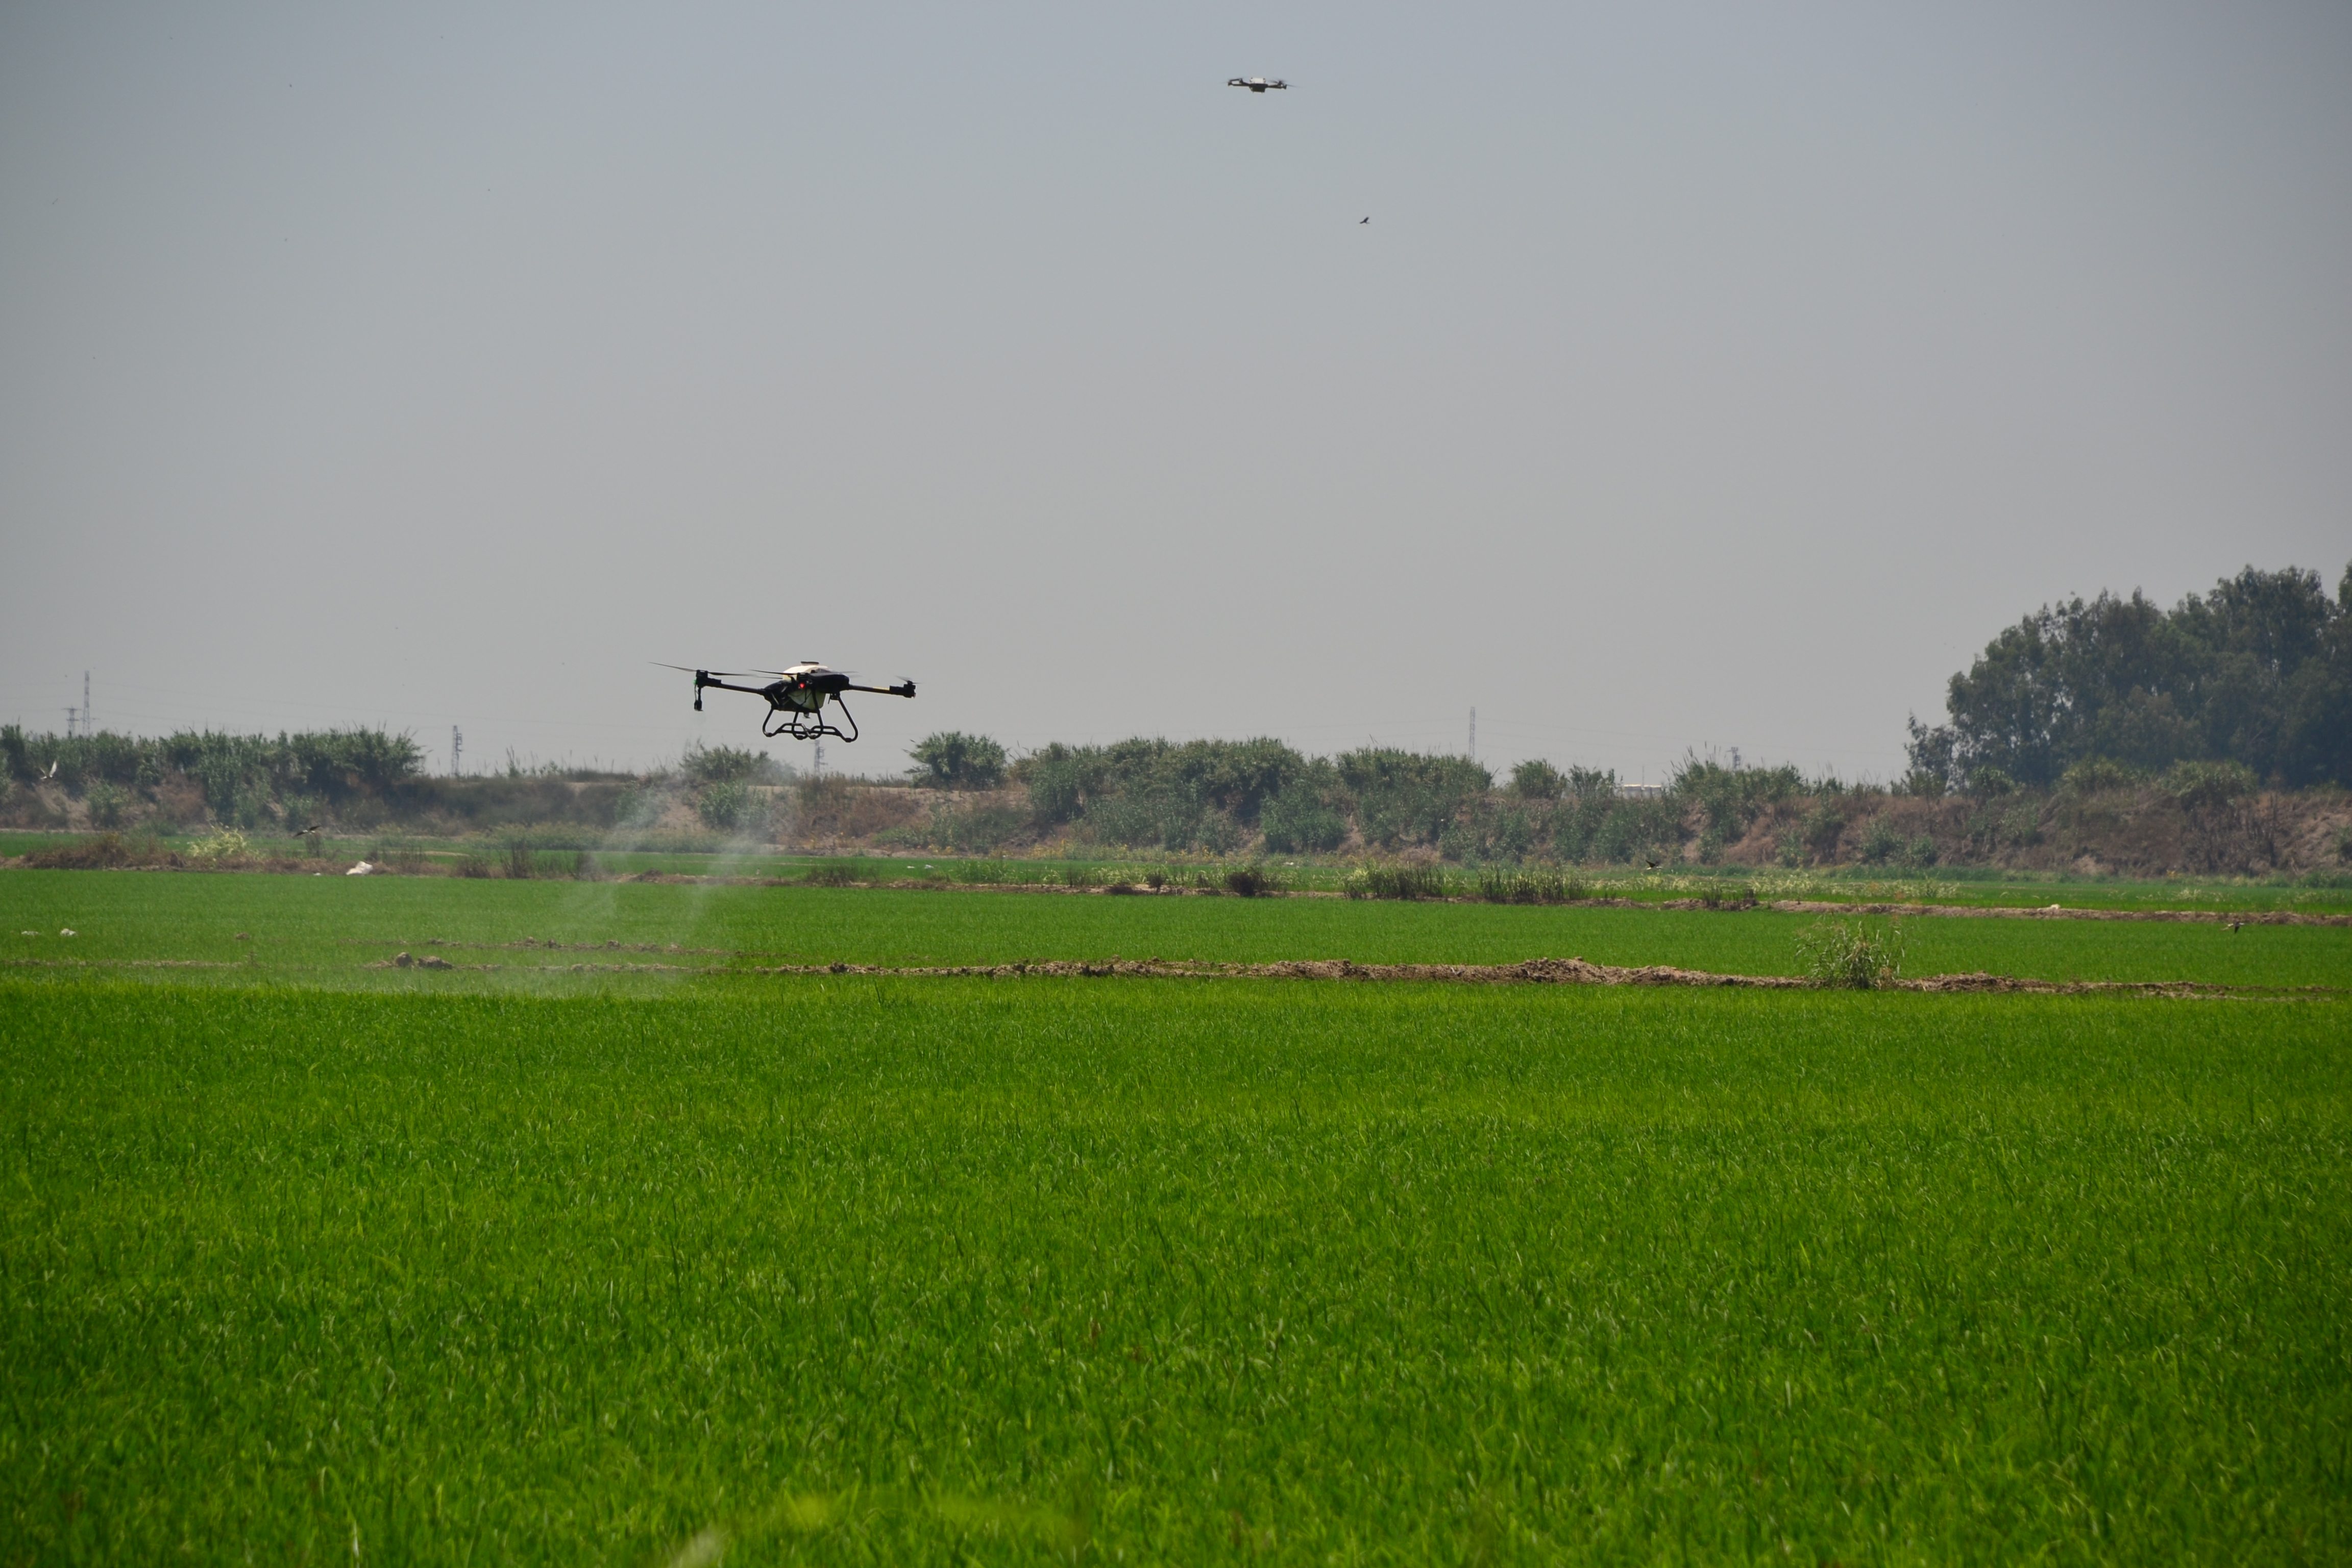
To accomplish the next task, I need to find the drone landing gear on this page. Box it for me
[763,700,860,744]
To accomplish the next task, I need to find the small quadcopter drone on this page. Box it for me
[659,660,915,742]
[1228,76,1288,92]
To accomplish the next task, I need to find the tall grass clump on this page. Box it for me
[1344,863,1453,900]
[1795,917,1907,989]
[1475,867,1581,904]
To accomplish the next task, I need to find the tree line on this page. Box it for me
[1906,562,2352,791]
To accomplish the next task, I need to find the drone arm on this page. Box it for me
[842,681,917,699]
[690,670,776,712]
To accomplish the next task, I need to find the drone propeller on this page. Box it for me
[652,662,778,679]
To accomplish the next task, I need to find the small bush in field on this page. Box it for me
[1222,866,1271,897]
[505,842,535,879]
[1796,918,1906,989]
[455,853,493,878]
[187,827,251,863]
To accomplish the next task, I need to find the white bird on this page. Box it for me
[42,760,58,780]
[1228,76,1287,92]
[347,861,375,876]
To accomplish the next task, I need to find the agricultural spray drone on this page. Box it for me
[658,660,915,743]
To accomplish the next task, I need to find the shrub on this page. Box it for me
[505,841,535,879]
[908,732,1008,791]
[1798,802,1847,863]
[1795,918,1906,989]
[2336,825,2352,865]
[803,863,858,887]
[2166,758,2258,815]
[84,781,127,829]
[456,853,493,878]
[905,799,1027,854]
[1671,757,1803,839]
[1509,760,1565,801]
[1336,749,1491,850]
[697,780,753,831]
[1016,744,1101,825]
[573,852,606,881]
[186,826,251,863]
[1905,834,1940,868]
[1697,880,1754,910]
[1082,790,1206,852]
[1967,766,2016,799]
[2060,757,2140,796]
[1563,766,1618,801]
[1259,785,1347,854]
[1858,816,1903,865]
[1222,866,1271,897]
[682,743,771,787]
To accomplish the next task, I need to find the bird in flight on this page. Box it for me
[1228,76,1287,92]
[1360,216,1369,224]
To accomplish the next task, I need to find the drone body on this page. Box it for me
[1228,76,1287,92]
[662,660,915,742]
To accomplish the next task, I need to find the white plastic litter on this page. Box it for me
[59,928,76,937]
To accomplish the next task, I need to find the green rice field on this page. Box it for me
[5,871,2349,991]
[2,868,2347,1562]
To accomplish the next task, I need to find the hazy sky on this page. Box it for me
[4,2,2347,781]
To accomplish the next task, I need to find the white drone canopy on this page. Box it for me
[1228,76,1287,92]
